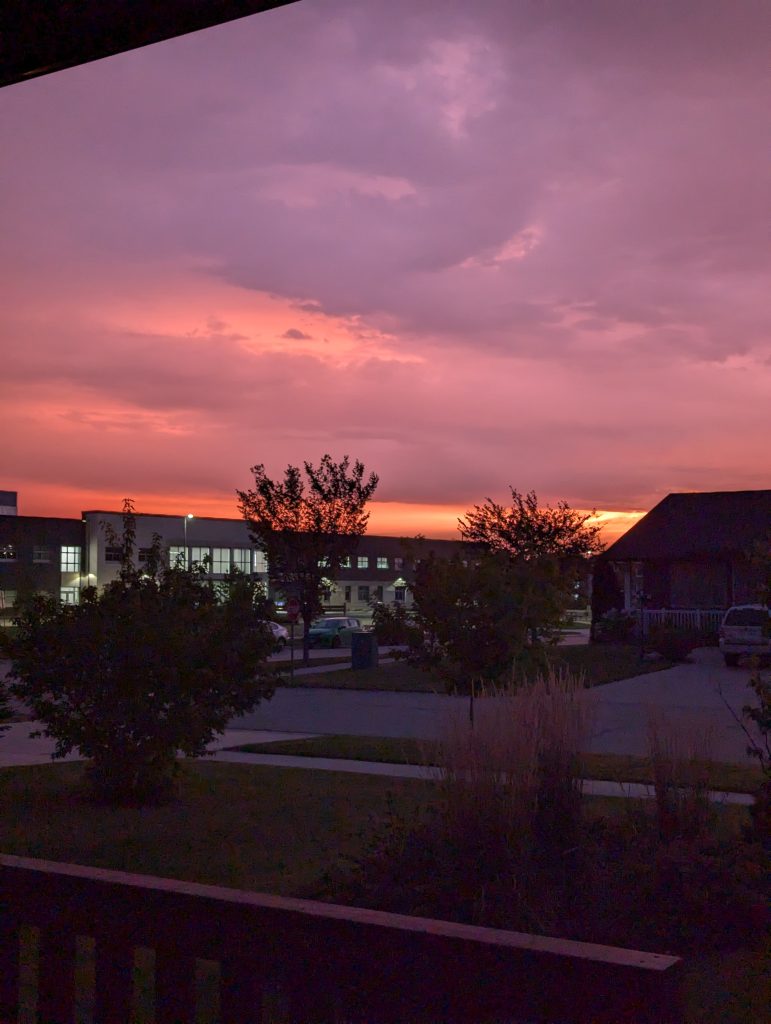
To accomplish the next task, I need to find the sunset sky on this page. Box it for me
[2,1,768,545]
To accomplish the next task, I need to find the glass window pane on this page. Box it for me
[60,546,81,572]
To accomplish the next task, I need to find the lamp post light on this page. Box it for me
[183,513,194,568]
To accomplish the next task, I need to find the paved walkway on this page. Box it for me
[0,725,752,806]
[211,749,754,805]
[230,647,764,763]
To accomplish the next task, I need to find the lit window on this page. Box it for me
[0,590,17,610]
[60,546,81,572]
[357,556,368,569]
[376,556,388,569]
[190,547,210,570]
[232,548,250,573]
[253,550,268,574]
[318,556,329,569]
[60,587,79,605]
[211,548,230,574]
[169,546,186,568]
[0,545,17,561]
[358,585,370,602]
[394,557,404,570]
[340,556,351,569]
[105,546,123,563]
[32,546,52,563]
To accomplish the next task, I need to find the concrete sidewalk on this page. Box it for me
[210,749,755,806]
[0,721,755,806]
[0,722,317,768]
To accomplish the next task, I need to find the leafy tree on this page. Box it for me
[406,550,564,691]
[459,488,603,563]
[238,455,379,664]
[2,501,275,805]
[460,488,602,641]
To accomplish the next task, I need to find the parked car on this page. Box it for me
[718,605,771,666]
[307,616,361,649]
[259,620,289,650]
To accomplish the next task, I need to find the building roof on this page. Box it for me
[604,490,771,562]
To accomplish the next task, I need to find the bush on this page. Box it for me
[2,503,275,805]
[591,609,635,643]
[648,625,700,662]
[369,602,417,645]
[0,681,10,738]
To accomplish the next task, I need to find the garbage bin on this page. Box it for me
[351,630,379,670]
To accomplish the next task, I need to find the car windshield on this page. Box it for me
[724,608,768,627]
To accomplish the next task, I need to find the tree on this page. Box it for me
[406,550,564,691]
[2,501,275,805]
[238,455,379,664]
[460,488,603,637]
[459,488,603,562]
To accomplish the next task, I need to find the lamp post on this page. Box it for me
[183,513,194,568]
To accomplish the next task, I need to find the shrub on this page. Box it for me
[591,609,635,643]
[0,681,10,738]
[647,625,700,662]
[325,674,769,953]
[369,602,417,645]
[2,502,276,804]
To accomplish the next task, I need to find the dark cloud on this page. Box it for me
[282,327,312,340]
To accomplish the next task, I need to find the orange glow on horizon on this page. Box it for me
[15,484,645,546]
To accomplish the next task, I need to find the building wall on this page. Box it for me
[0,514,85,614]
[83,511,465,614]
[1,504,466,618]
[82,511,269,592]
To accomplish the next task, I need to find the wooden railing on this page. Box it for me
[0,854,684,1023]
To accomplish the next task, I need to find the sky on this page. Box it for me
[2,0,769,544]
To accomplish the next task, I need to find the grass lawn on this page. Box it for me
[276,643,673,692]
[1,761,764,1023]
[225,734,763,794]
[0,761,429,894]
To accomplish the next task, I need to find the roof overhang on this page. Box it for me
[1,1,300,89]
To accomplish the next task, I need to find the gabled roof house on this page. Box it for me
[603,490,771,611]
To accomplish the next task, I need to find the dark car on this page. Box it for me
[306,616,361,649]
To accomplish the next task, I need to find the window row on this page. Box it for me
[167,547,269,575]
[0,545,81,571]
[339,584,408,604]
[320,555,405,570]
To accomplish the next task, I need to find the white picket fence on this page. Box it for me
[642,608,724,634]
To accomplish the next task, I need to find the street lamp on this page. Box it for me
[183,513,194,568]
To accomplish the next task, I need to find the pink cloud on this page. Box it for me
[1,0,768,528]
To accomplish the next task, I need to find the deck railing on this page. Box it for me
[642,608,724,634]
[0,854,683,1023]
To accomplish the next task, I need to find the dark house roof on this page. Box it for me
[604,490,771,562]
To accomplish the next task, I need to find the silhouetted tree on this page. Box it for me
[459,488,603,562]
[238,455,379,664]
[3,500,275,804]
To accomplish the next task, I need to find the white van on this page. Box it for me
[718,605,771,666]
